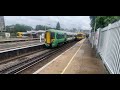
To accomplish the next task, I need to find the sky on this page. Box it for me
[4,16,91,30]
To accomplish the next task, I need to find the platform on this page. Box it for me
[0,40,43,51]
[33,39,108,74]
[0,38,40,43]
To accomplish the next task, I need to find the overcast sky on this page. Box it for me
[4,16,91,30]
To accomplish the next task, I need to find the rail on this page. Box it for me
[0,41,77,74]
[0,43,44,61]
[0,38,40,43]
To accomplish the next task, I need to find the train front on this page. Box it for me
[44,31,56,47]
[76,33,85,40]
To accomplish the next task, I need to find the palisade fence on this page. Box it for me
[89,20,120,74]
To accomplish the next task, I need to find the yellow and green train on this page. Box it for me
[75,32,86,41]
[44,29,76,48]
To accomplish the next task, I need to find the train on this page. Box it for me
[17,30,45,39]
[75,32,86,41]
[17,29,86,48]
[17,32,31,38]
[44,29,77,48]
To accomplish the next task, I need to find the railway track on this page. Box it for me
[0,41,77,74]
[0,43,44,61]
[0,47,47,65]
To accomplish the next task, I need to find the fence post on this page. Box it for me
[97,28,102,52]
[92,32,94,48]
[95,28,101,57]
[104,24,111,59]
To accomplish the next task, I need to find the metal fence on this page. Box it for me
[90,20,120,74]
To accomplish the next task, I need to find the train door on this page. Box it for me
[45,31,51,44]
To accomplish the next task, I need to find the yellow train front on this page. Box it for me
[75,32,86,41]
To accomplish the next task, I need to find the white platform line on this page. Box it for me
[33,40,84,74]
[61,39,85,74]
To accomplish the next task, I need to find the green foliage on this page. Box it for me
[56,22,61,30]
[6,24,33,33]
[90,16,120,31]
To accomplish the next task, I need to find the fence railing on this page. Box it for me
[90,20,120,74]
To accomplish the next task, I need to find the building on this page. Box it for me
[0,16,6,32]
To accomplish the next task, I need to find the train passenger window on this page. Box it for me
[56,34,58,39]
[56,33,63,39]
[60,34,64,39]
[64,33,67,38]
[51,32,55,39]
[61,34,63,38]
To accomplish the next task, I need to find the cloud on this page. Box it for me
[4,16,91,30]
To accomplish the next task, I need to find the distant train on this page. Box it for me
[44,29,76,48]
[75,32,86,41]
[17,31,44,38]
[17,32,32,38]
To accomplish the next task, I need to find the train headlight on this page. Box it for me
[51,39,55,42]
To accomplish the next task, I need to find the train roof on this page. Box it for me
[77,32,86,35]
[17,32,28,34]
[27,30,45,33]
[17,30,45,34]
[47,29,77,35]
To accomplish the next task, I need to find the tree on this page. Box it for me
[36,25,42,30]
[90,16,120,31]
[6,24,33,33]
[90,16,96,31]
[13,24,33,32]
[56,22,60,30]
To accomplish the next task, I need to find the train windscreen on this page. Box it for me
[77,34,82,37]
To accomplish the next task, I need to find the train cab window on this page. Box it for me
[17,33,19,36]
[77,34,82,37]
[51,32,55,39]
